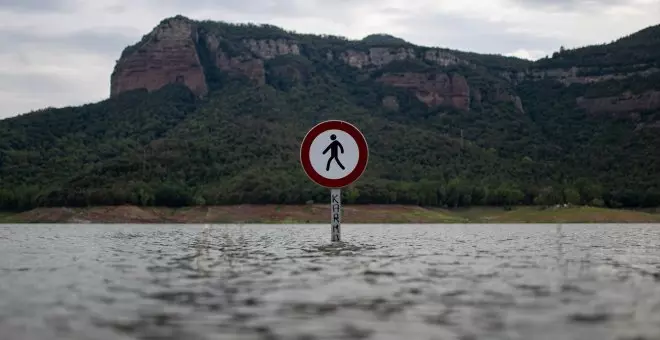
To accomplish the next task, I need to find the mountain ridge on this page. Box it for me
[110,15,533,114]
[110,15,660,114]
[0,15,659,210]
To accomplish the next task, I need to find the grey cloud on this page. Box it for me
[0,73,71,95]
[510,0,631,11]
[0,0,76,13]
[150,0,560,56]
[0,28,138,58]
[152,0,301,15]
[149,0,377,19]
[0,73,74,117]
[146,1,560,57]
[105,4,127,14]
[393,13,562,57]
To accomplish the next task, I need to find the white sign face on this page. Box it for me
[308,129,360,179]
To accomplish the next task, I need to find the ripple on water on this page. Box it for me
[1,223,660,340]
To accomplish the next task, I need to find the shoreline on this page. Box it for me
[1,204,660,224]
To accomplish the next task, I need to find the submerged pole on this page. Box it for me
[331,188,341,242]
[300,120,367,243]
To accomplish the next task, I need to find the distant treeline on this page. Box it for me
[1,180,658,211]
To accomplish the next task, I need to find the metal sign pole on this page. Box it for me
[331,188,341,242]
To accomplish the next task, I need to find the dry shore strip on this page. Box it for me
[1,204,660,224]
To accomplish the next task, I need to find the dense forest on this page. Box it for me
[0,18,659,210]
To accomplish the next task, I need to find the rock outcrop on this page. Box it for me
[337,47,469,69]
[204,35,266,85]
[501,65,660,86]
[469,87,524,113]
[111,17,302,97]
[577,90,660,114]
[339,48,416,69]
[243,39,300,59]
[377,73,470,110]
[110,17,208,97]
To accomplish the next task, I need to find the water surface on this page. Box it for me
[1,223,660,340]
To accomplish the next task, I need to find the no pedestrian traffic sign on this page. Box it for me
[300,120,369,188]
[300,120,369,242]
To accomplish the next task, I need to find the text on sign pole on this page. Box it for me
[331,189,341,242]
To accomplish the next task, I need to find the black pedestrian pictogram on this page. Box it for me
[323,134,345,171]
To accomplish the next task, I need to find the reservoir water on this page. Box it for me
[1,223,660,340]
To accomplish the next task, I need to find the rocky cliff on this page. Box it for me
[110,16,522,112]
[110,15,660,122]
[110,18,207,97]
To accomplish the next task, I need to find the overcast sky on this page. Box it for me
[0,0,658,119]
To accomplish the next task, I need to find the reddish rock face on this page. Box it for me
[377,72,471,110]
[110,18,208,97]
[110,18,305,96]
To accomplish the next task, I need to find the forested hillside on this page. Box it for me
[0,16,658,210]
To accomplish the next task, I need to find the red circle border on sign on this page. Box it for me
[300,120,369,188]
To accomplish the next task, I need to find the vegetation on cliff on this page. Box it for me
[0,17,659,211]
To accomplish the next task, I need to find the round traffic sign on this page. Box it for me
[300,120,368,188]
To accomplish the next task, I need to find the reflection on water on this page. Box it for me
[1,223,660,340]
